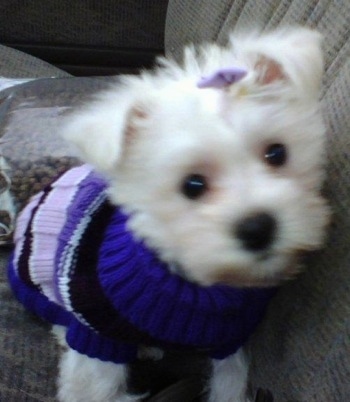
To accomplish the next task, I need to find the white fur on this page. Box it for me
[56,27,329,401]
[209,348,251,402]
[58,348,135,402]
[53,326,142,402]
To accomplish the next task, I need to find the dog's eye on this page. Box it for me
[181,174,208,200]
[264,143,287,167]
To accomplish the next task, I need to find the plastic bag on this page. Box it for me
[0,77,112,245]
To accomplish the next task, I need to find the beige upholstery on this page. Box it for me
[0,45,70,78]
[165,1,350,401]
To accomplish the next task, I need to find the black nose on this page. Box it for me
[235,212,277,252]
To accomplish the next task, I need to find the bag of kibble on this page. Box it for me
[0,77,112,245]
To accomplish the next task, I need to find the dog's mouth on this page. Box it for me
[209,267,297,288]
[256,250,273,262]
[169,246,318,288]
[195,251,306,288]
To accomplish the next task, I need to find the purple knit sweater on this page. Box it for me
[8,164,276,363]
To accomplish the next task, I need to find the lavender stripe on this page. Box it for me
[28,165,92,303]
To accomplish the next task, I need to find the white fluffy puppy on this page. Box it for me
[61,27,329,402]
[11,27,329,402]
[66,28,328,285]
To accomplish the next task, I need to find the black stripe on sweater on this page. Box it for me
[68,201,159,345]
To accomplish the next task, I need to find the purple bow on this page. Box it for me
[197,67,247,89]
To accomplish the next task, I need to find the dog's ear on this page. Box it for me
[62,93,151,173]
[238,28,324,98]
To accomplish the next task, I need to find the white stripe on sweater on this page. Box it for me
[58,191,106,330]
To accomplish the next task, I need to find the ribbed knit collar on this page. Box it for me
[98,207,276,358]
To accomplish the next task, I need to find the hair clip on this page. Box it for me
[197,67,247,89]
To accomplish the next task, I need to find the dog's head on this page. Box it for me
[63,27,329,287]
